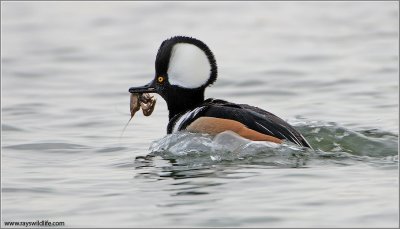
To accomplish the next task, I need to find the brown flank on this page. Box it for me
[186,117,283,143]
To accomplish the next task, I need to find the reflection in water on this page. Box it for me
[134,154,230,180]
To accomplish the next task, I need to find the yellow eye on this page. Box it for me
[157,76,164,83]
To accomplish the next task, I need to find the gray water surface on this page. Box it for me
[1,2,399,228]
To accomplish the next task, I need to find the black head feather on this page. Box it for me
[155,36,218,88]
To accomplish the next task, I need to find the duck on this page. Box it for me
[129,36,312,148]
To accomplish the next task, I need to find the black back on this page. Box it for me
[170,99,312,148]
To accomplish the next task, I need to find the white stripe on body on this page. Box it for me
[172,106,205,133]
[256,121,299,144]
[255,121,274,135]
[278,123,302,146]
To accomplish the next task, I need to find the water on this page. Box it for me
[1,1,399,227]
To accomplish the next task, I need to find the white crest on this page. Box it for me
[167,43,211,88]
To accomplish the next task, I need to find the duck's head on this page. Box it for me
[129,36,218,119]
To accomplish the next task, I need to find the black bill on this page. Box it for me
[129,81,156,94]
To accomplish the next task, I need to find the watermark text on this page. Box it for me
[3,220,65,227]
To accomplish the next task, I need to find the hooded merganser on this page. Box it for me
[129,36,312,148]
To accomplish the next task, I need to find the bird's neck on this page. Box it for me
[167,89,205,120]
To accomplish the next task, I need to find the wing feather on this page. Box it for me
[183,99,312,148]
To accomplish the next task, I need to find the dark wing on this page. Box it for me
[238,104,312,148]
[183,99,312,148]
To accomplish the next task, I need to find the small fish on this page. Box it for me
[139,93,156,116]
[121,93,157,140]
[130,93,157,118]
[130,93,141,118]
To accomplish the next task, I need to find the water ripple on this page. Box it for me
[4,142,89,151]
[2,124,24,132]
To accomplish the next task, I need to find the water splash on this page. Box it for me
[296,121,399,157]
[143,121,398,168]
